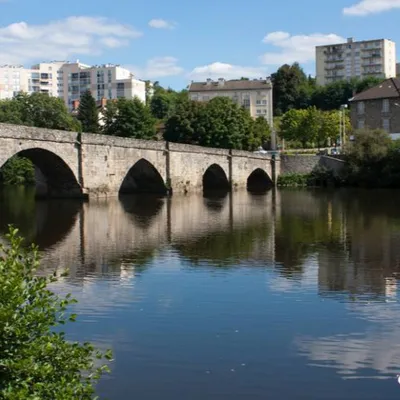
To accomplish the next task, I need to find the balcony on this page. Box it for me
[361,52,382,59]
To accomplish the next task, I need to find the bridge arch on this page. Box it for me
[0,148,82,198]
[119,158,167,195]
[247,168,273,193]
[202,164,230,194]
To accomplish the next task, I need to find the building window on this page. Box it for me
[202,95,209,101]
[242,99,250,108]
[357,101,365,115]
[256,109,261,114]
[262,100,267,105]
[256,100,261,105]
[382,99,390,113]
[357,119,365,129]
[382,118,390,132]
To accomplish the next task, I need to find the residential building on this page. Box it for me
[188,78,273,127]
[0,61,146,109]
[349,77,400,139]
[397,62,400,77]
[59,62,146,109]
[0,65,30,100]
[316,37,396,86]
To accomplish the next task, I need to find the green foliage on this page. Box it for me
[277,166,339,187]
[0,226,112,399]
[163,98,204,145]
[77,90,99,133]
[270,65,384,115]
[271,63,309,116]
[346,128,391,164]
[0,93,81,132]
[279,107,350,148]
[277,173,309,187]
[0,156,35,186]
[196,97,254,149]
[246,116,271,150]
[102,97,156,139]
[164,97,268,150]
[150,92,174,119]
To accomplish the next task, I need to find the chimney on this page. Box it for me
[206,78,213,85]
[218,77,225,86]
[347,37,354,43]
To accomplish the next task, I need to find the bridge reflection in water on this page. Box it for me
[2,188,400,302]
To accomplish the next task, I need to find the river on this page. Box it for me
[1,187,400,399]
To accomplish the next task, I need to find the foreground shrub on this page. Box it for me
[0,226,112,399]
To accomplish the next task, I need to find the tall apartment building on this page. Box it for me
[188,78,273,127]
[316,38,396,86]
[0,61,146,109]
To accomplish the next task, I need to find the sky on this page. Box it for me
[1,0,400,90]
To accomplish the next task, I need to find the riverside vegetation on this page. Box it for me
[0,226,112,399]
[278,129,400,188]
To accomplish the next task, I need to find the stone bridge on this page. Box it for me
[0,124,280,199]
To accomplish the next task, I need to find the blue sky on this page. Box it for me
[1,0,400,89]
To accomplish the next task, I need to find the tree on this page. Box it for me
[0,156,35,186]
[0,93,80,132]
[150,92,174,119]
[77,90,99,133]
[246,116,271,150]
[271,63,309,116]
[279,109,307,145]
[163,98,204,145]
[102,97,156,139]
[0,226,112,399]
[196,97,254,149]
[346,128,391,164]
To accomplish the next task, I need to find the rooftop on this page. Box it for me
[349,78,400,102]
[189,78,272,92]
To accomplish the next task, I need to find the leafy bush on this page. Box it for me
[0,226,112,399]
[277,173,309,186]
[0,156,35,186]
[307,165,339,187]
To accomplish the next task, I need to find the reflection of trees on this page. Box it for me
[275,189,344,278]
[0,187,81,249]
[173,220,272,267]
[317,190,400,298]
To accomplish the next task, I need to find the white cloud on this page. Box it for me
[343,0,400,16]
[126,56,184,79]
[148,19,176,29]
[0,16,142,65]
[261,31,345,65]
[188,62,268,80]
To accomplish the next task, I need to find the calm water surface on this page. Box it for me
[1,187,400,400]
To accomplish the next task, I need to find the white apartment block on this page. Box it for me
[0,61,146,109]
[316,38,396,86]
[188,78,273,127]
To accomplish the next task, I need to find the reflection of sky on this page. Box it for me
[296,280,400,380]
[268,252,400,381]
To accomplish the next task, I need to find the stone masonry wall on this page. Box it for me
[280,155,321,174]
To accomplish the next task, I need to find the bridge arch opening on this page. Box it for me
[247,168,273,193]
[202,164,230,195]
[119,159,167,195]
[0,148,82,198]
